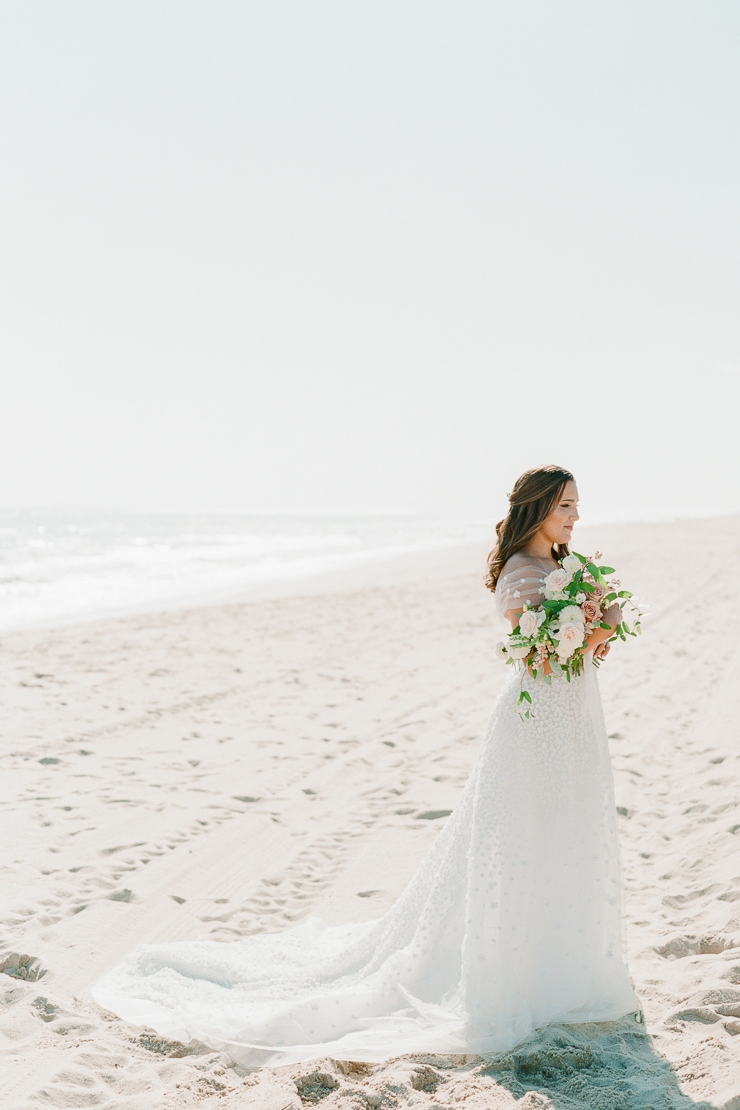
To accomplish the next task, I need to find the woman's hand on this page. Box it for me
[585,600,621,658]
[603,600,621,628]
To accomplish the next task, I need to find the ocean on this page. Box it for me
[0,509,493,632]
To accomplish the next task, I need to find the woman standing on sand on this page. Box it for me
[93,464,638,1064]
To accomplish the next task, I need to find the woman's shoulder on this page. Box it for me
[496,552,549,613]
[499,551,548,583]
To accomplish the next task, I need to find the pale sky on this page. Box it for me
[1,1,738,522]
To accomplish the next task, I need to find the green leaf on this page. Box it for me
[599,621,611,630]
[544,675,552,685]
[618,590,632,598]
[550,659,563,676]
[598,566,615,575]
[605,592,617,602]
[580,581,595,592]
[586,563,599,578]
[573,552,588,564]
[521,690,532,704]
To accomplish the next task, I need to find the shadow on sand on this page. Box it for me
[228,1016,734,1108]
[471,1017,724,1110]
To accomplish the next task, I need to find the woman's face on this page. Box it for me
[539,480,580,546]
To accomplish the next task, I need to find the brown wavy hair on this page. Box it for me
[485,465,574,593]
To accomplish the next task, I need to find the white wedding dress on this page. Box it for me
[92,555,638,1065]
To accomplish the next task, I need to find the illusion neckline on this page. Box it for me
[515,554,559,570]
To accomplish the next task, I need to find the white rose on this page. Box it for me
[554,622,585,660]
[518,609,540,637]
[544,567,570,598]
[495,641,508,662]
[558,604,585,626]
[576,592,586,603]
[561,554,582,575]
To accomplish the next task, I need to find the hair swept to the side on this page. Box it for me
[484,464,575,593]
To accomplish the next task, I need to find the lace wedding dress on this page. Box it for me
[92,554,638,1065]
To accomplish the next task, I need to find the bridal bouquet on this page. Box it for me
[496,552,644,719]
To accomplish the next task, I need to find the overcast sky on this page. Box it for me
[0,1,738,522]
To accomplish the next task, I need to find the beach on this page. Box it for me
[2,517,739,1109]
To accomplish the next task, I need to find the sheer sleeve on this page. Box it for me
[495,554,547,622]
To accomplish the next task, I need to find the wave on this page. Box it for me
[0,509,492,631]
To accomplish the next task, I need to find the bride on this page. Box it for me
[92,464,639,1064]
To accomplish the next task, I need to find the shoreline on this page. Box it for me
[3,509,738,638]
[0,539,491,637]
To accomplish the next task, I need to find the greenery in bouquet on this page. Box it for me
[496,551,645,719]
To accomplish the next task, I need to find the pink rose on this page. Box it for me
[518,609,540,637]
[591,583,606,602]
[581,599,601,623]
[555,622,585,661]
[544,568,570,597]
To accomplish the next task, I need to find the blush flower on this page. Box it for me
[518,610,538,637]
[544,568,570,598]
[555,622,585,661]
[518,608,546,637]
[581,599,601,623]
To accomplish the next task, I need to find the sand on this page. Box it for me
[1,518,739,1109]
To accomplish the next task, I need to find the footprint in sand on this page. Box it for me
[0,953,46,982]
[655,934,739,960]
[665,1006,721,1025]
